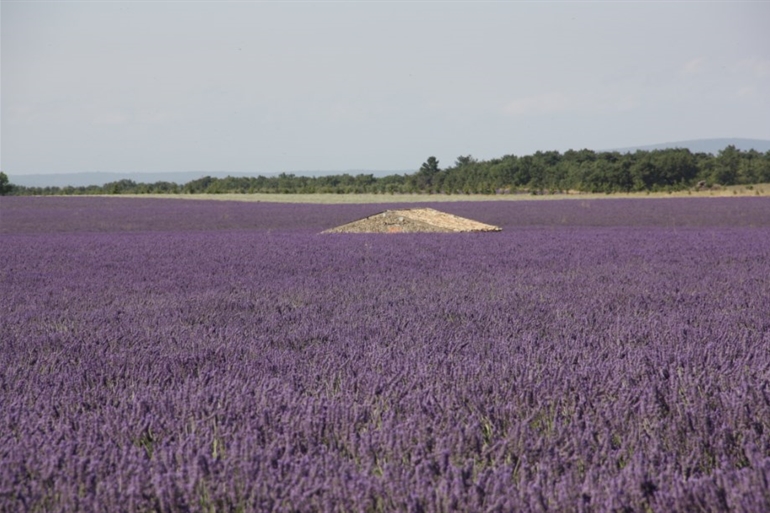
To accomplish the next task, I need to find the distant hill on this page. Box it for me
[8,169,409,188]
[7,171,255,188]
[608,138,770,155]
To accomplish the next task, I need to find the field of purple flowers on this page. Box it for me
[2,196,770,512]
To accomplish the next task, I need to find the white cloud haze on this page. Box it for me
[504,93,574,116]
[682,57,707,76]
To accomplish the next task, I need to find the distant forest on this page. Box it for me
[3,145,770,196]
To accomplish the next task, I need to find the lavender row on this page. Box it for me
[2,196,770,234]
[2,199,770,511]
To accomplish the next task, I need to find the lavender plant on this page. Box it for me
[1,197,769,511]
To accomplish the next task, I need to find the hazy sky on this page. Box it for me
[2,1,769,175]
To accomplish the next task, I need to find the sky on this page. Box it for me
[2,1,770,176]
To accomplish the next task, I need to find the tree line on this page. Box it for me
[3,145,770,197]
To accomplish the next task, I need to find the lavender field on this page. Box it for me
[2,196,770,512]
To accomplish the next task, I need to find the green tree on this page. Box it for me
[183,176,215,194]
[415,156,441,190]
[737,149,762,184]
[421,156,440,173]
[759,151,770,183]
[713,145,740,185]
[104,179,138,194]
[0,172,11,195]
[454,155,476,167]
